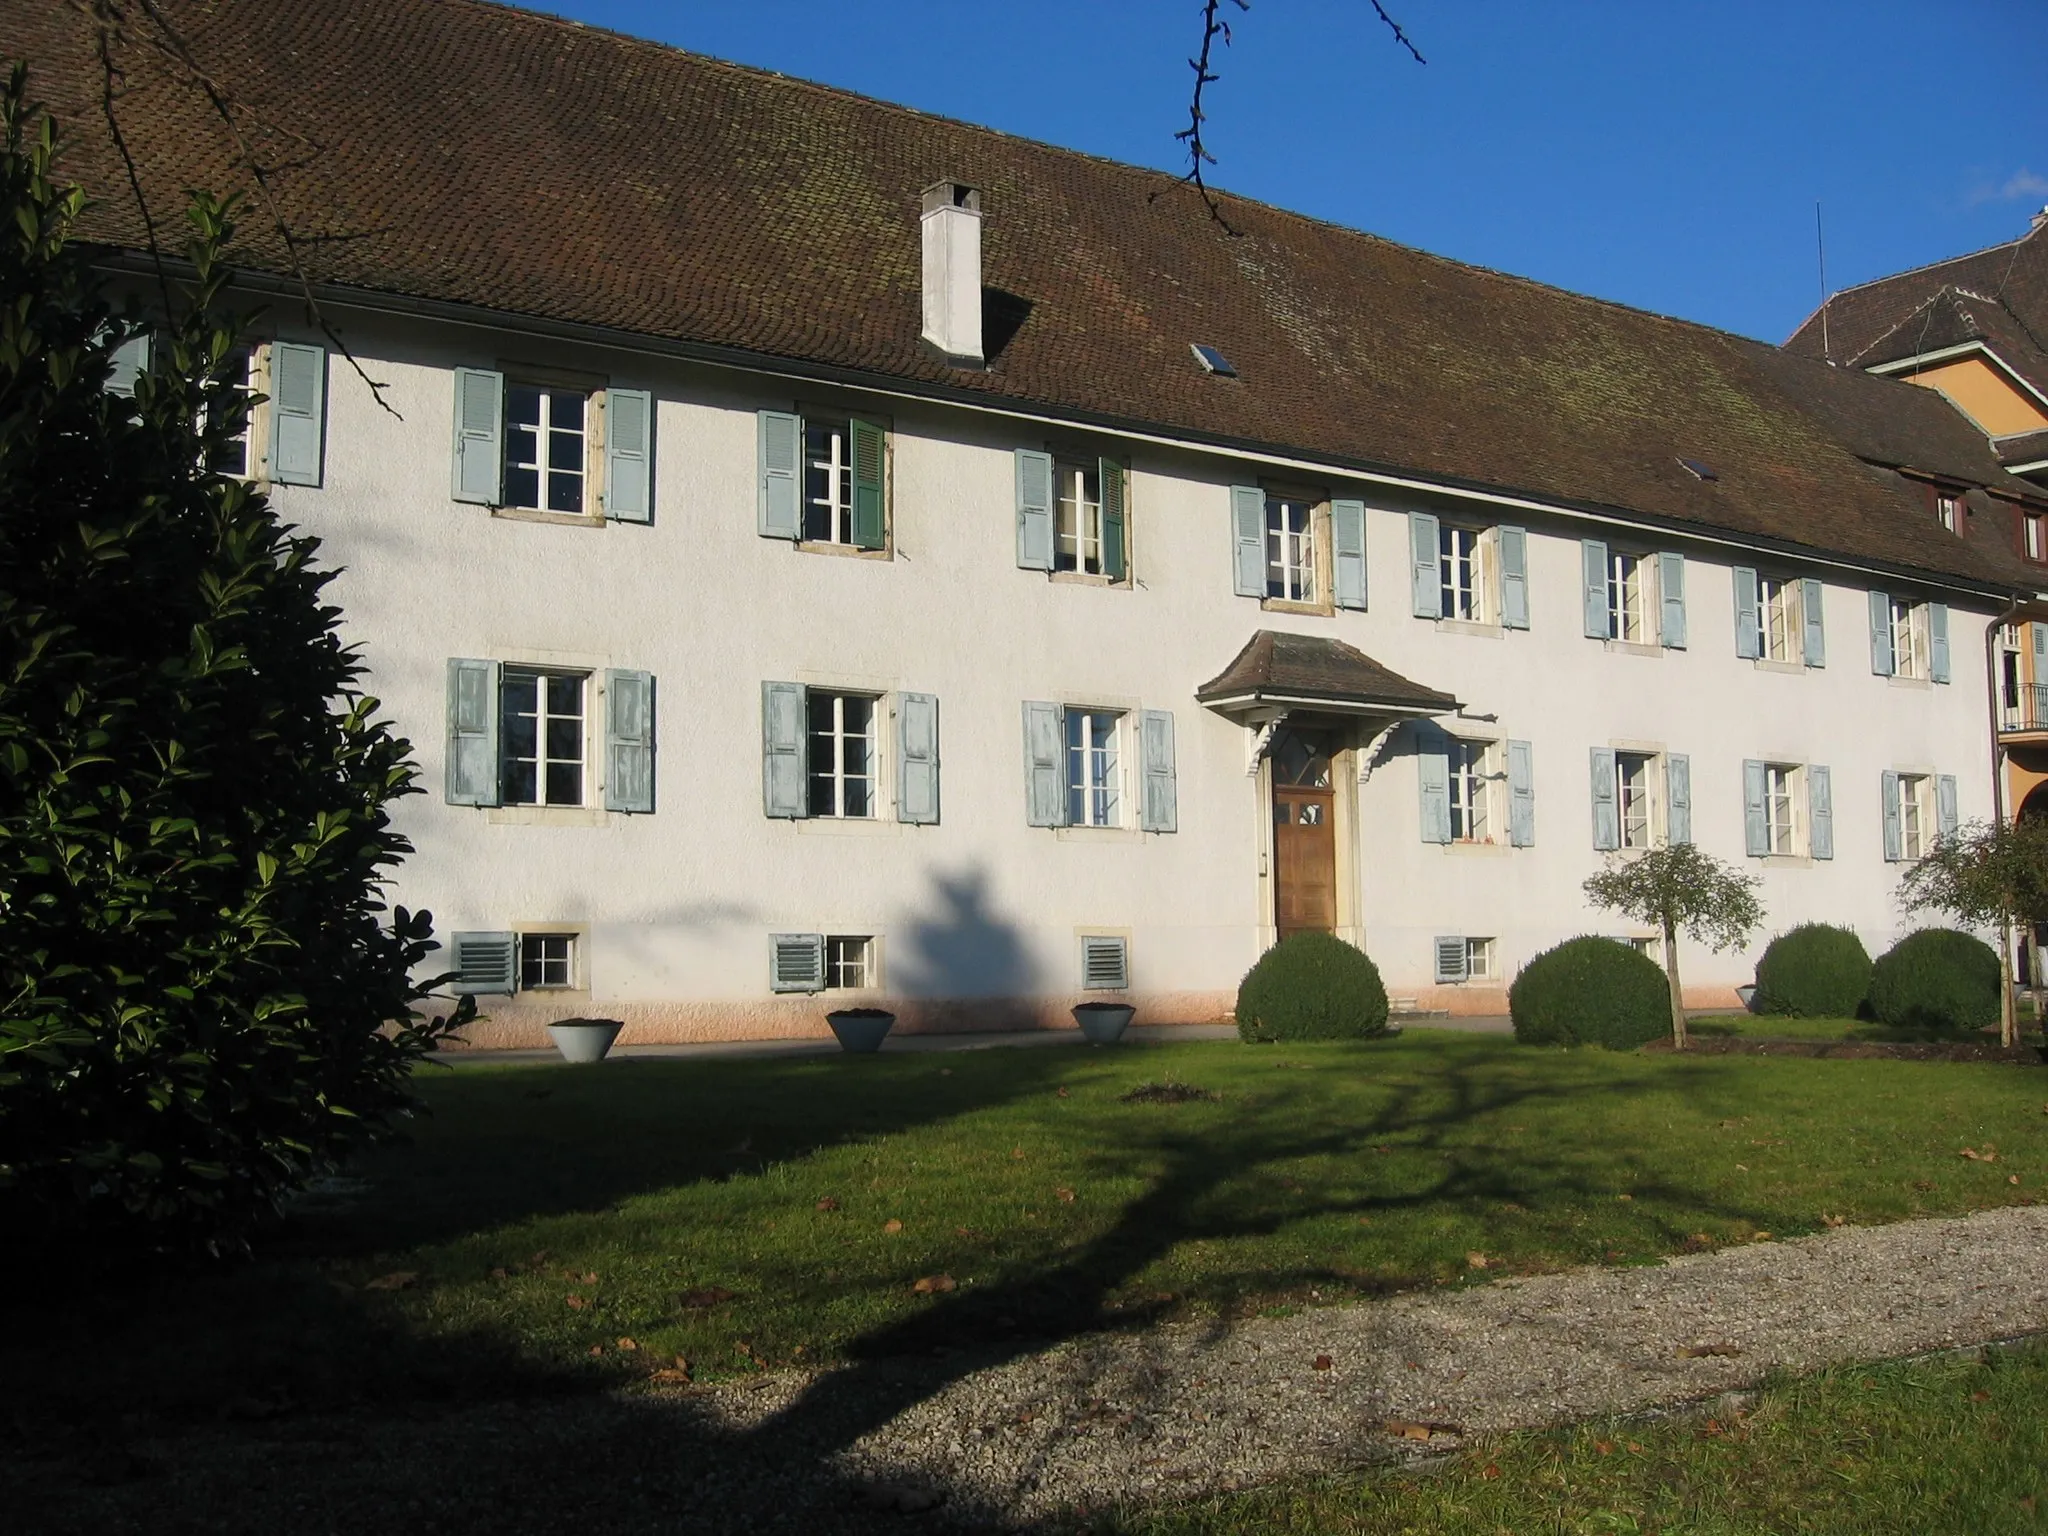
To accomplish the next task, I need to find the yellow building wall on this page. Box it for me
[1906,357,2048,436]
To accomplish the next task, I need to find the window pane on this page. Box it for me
[506,387,542,427]
[504,464,540,509]
[502,761,536,804]
[551,391,584,432]
[546,675,582,717]
[546,761,582,806]
[544,715,580,763]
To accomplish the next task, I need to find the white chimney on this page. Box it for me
[921,180,983,365]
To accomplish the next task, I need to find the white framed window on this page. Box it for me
[1890,598,1929,680]
[519,932,576,990]
[1434,935,1495,983]
[805,691,876,819]
[503,383,589,514]
[1759,576,1801,663]
[204,346,256,477]
[2028,515,2044,562]
[1065,709,1122,827]
[1616,750,1656,849]
[1762,762,1800,855]
[1265,496,1315,603]
[1463,936,1495,980]
[501,668,588,806]
[1899,772,1931,860]
[824,935,874,990]
[803,416,856,544]
[1936,492,1960,533]
[1607,550,1650,642]
[1438,524,1491,622]
[1055,461,1103,575]
[1447,737,1502,843]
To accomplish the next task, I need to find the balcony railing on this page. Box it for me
[2001,684,2048,734]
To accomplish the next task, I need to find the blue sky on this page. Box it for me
[553,0,2046,342]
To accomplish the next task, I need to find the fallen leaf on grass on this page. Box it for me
[1914,1180,1937,1192]
[1616,1193,1633,1202]
[882,1218,904,1234]
[363,1271,418,1291]
[1056,1086,1070,1099]
[588,1345,604,1358]
[1011,1146,1027,1160]
[1312,1354,1333,1371]
[617,1337,638,1351]
[529,1251,550,1269]
[1973,1390,1993,1402]
[1962,1147,1998,1162]
[489,1266,508,1279]
[680,1287,736,1309]
[1466,1252,1489,1269]
[1056,1187,1077,1204]
[815,1197,840,1212]
[911,1274,957,1294]
[565,1294,586,1310]
[1481,1463,1501,1479]
[2014,1175,2025,1186]
[1596,1440,1615,1455]
[648,1366,692,1386]
[1382,1418,1461,1441]
[1677,1342,1744,1358]
[1823,1214,1846,1227]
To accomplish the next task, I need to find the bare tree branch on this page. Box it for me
[1367,0,1427,65]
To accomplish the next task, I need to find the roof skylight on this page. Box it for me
[1190,342,1237,377]
[1679,457,1718,482]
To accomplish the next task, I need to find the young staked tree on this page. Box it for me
[1896,817,2048,1049]
[0,72,468,1253]
[1583,844,1764,1050]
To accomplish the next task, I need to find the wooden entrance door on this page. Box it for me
[1272,730,1337,936]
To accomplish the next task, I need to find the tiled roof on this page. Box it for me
[2001,429,2048,468]
[1197,631,1459,713]
[10,0,2044,591]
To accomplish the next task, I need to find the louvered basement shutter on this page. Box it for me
[1015,449,1054,571]
[108,330,150,396]
[1417,725,1451,844]
[605,669,655,813]
[1742,760,1769,856]
[1868,591,1894,675]
[1506,739,1534,847]
[1023,700,1066,826]
[1331,498,1366,610]
[1929,603,1951,683]
[1581,540,1609,639]
[1801,577,1826,666]
[1434,937,1468,985]
[445,658,501,806]
[769,933,825,993]
[1937,774,1959,838]
[1665,753,1692,846]
[1080,935,1128,991]
[758,410,801,539]
[1099,457,1128,581]
[451,367,504,504]
[604,387,653,522]
[265,341,326,486]
[1499,525,1529,629]
[1732,567,1761,659]
[1231,485,1266,597]
[1588,747,1618,850]
[1881,770,1903,861]
[850,417,886,549]
[897,692,940,825]
[451,931,517,995]
[1658,552,1687,648]
[1140,709,1177,832]
[1408,511,1440,618]
[762,681,807,818]
[1808,764,1833,860]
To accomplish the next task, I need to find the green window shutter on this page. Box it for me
[265,341,326,486]
[1499,525,1529,629]
[451,367,504,504]
[1099,457,1128,582]
[445,658,501,806]
[758,410,802,539]
[1433,936,1469,985]
[1732,567,1761,658]
[1506,738,1535,847]
[1808,764,1833,859]
[1929,603,1951,683]
[1665,753,1692,846]
[1015,449,1054,570]
[1581,540,1610,639]
[897,692,940,825]
[1023,700,1066,826]
[450,931,517,995]
[108,330,150,396]
[1937,774,1959,838]
[1140,709,1177,832]
[850,417,886,549]
[1331,498,1367,611]
[1408,511,1440,618]
[1588,746,1618,850]
[1742,760,1769,856]
[604,387,653,523]
[1658,552,1687,648]
[762,681,807,818]
[1869,590,1894,675]
[1417,725,1451,844]
[1881,771,1903,861]
[1801,577,1826,666]
[769,933,825,993]
[1231,486,1266,597]
[604,669,655,813]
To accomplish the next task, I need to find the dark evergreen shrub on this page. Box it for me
[1867,928,2001,1036]
[1510,936,1667,1049]
[1235,932,1390,1042]
[1753,924,1873,1018]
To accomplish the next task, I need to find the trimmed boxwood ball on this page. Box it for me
[1868,928,2001,1036]
[1235,932,1390,1042]
[1510,936,1668,1049]
[1753,923,1873,1018]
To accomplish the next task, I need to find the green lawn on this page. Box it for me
[1689,1013,2042,1045]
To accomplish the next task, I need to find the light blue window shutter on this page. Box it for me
[108,330,150,396]
[1801,578,1826,666]
[1408,511,1441,618]
[1506,738,1535,847]
[1808,764,1833,860]
[1658,552,1687,648]
[1929,603,1951,683]
[2035,623,2047,663]
[850,418,886,550]
[1417,727,1451,844]
[1433,937,1468,984]
[1937,774,1959,838]
[1140,709,1178,832]
[1665,753,1692,846]
[897,692,940,825]
[1881,771,1903,861]
[1014,448,1054,570]
[1499,525,1529,630]
[1099,458,1128,582]
[1589,747,1618,850]
[604,387,653,523]
[451,367,504,504]
[1742,760,1769,856]
[604,669,655,813]
[1581,540,1610,639]
[451,931,517,995]
[1732,567,1761,659]
[762,681,807,818]
[1231,485,1266,598]
[1331,498,1367,611]
[758,410,802,539]
[1868,590,1894,675]
[770,933,825,993]
[1023,701,1066,826]
[445,658,501,806]
[265,341,326,486]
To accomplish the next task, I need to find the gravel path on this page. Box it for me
[20,1205,2048,1534]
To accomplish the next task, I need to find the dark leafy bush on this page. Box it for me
[1753,924,1873,1018]
[0,84,466,1254]
[1867,928,2001,1036]
[1235,932,1390,1042]
[1510,936,1668,1049]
